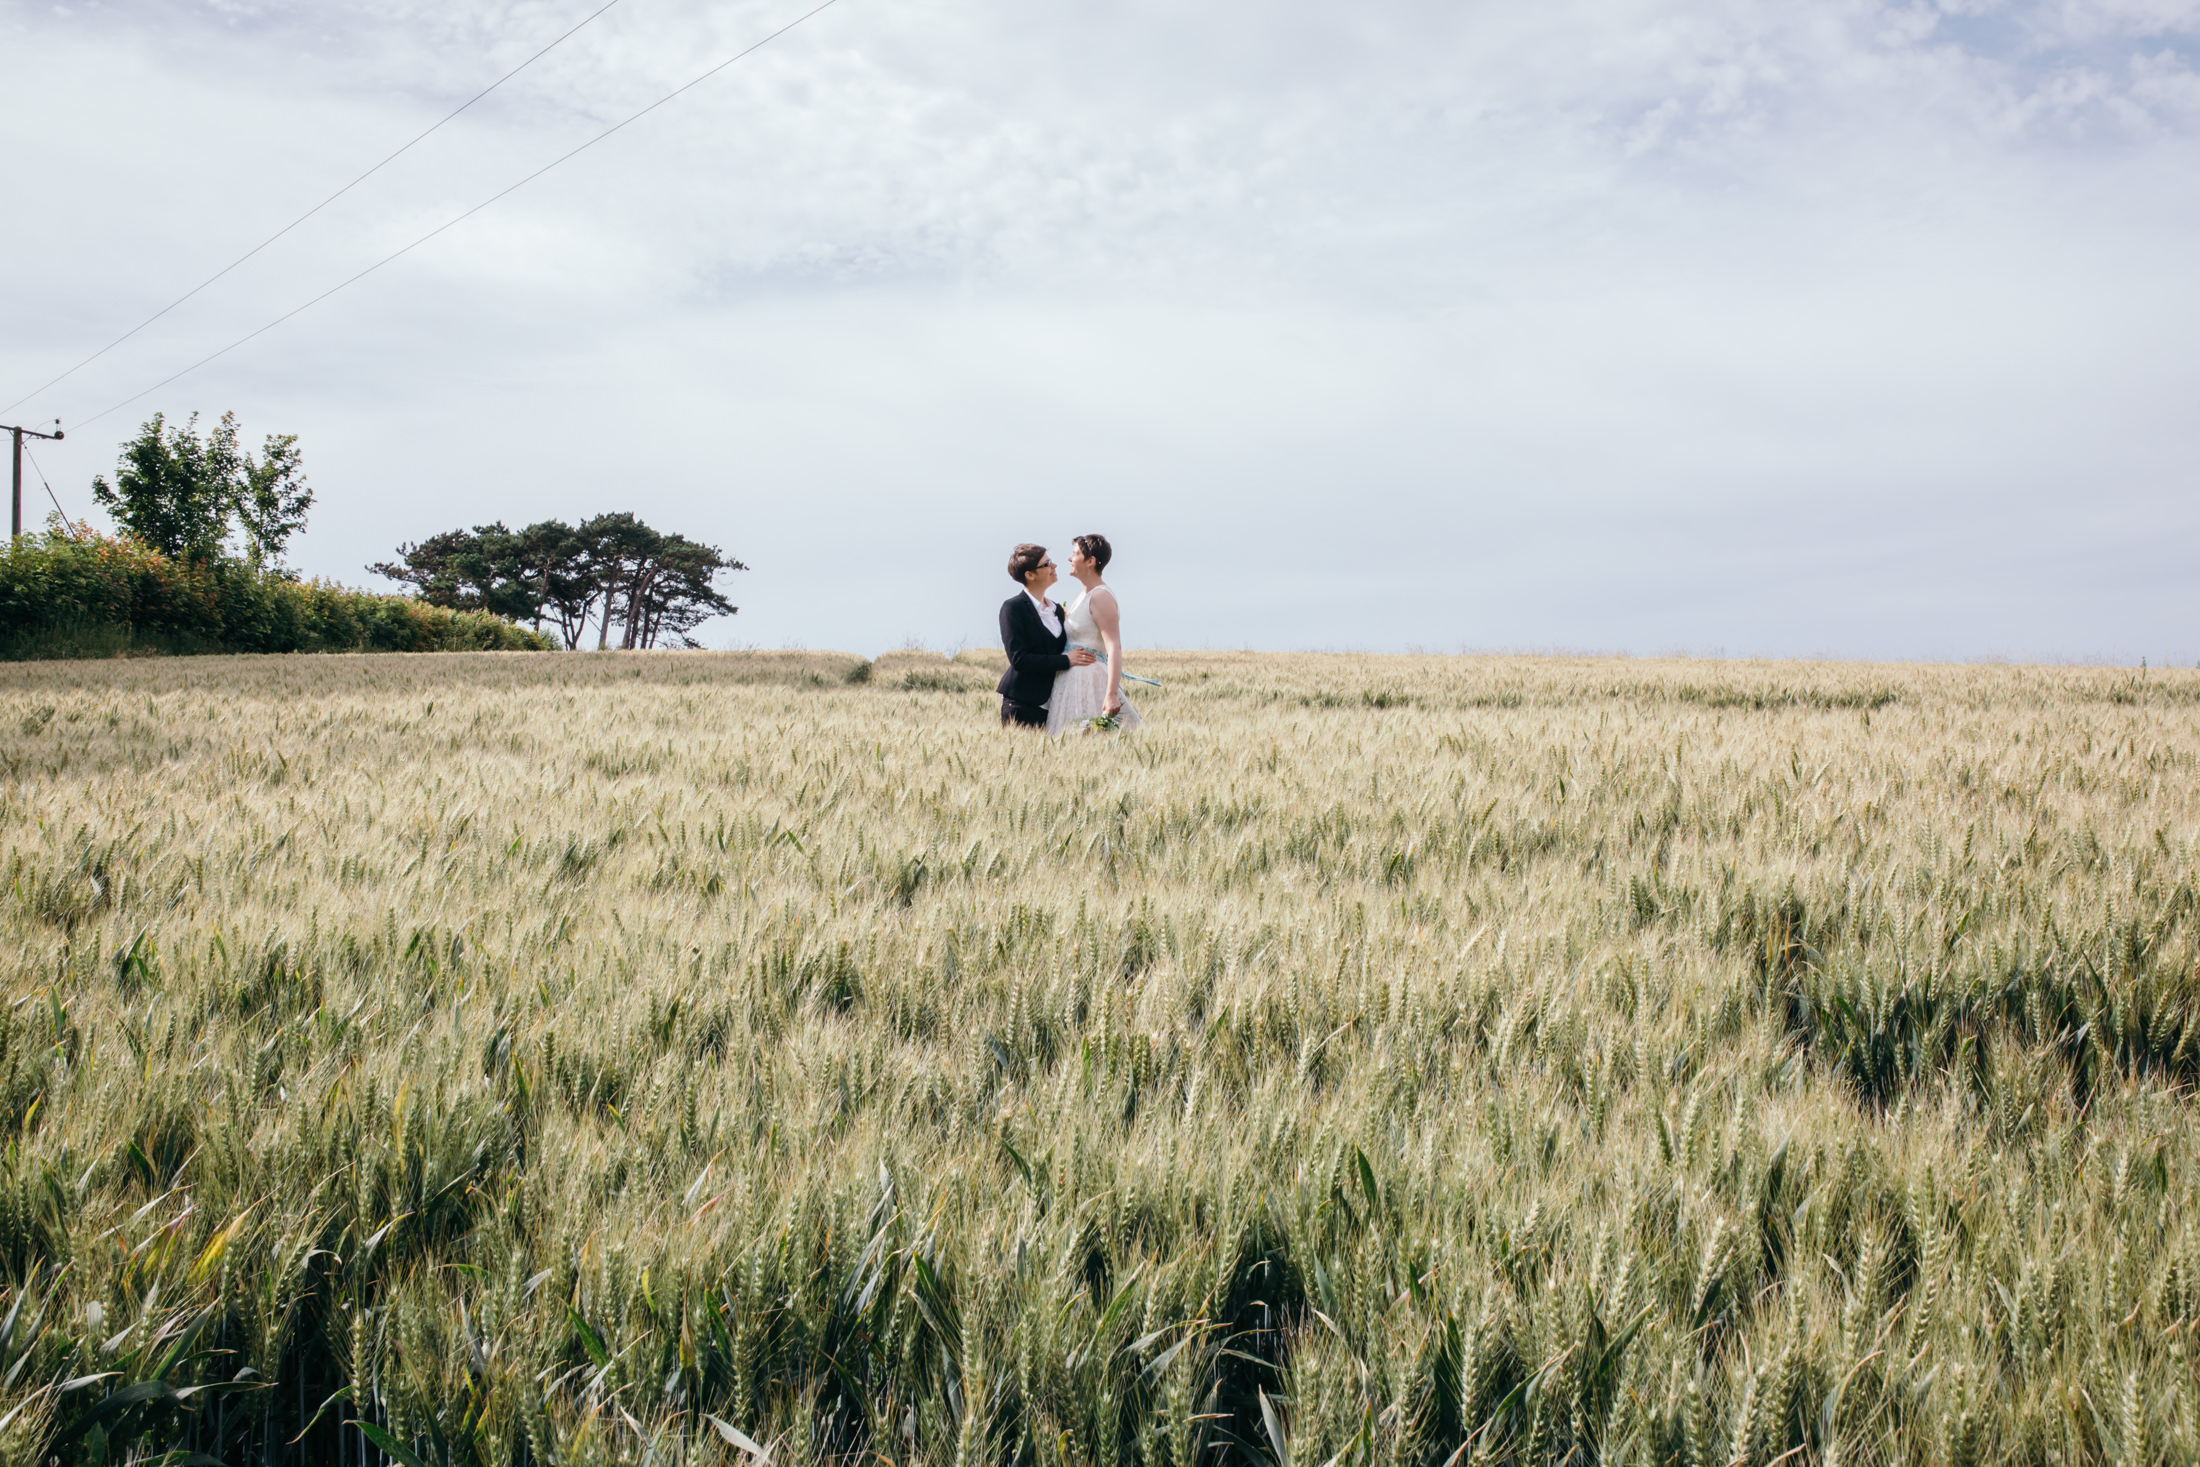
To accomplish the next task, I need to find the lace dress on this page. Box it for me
[1046,587,1143,735]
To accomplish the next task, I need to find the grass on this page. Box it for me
[1,649,2197,1466]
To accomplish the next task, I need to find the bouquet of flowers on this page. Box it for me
[1086,713,1123,732]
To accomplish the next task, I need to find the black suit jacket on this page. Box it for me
[997,593,1071,705]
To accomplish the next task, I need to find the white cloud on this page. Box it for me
[3,0,2197,660]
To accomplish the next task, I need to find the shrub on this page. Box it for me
[0,529,552,658]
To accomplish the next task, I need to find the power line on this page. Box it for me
[0,0,632,420]
[23,444,74,532]
[73,0,845,434]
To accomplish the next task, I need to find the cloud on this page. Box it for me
[4,0,2197,660]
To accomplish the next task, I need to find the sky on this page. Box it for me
[3,0,2197,660]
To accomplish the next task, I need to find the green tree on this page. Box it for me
[369,521,587,636]
[577,512,742,650]
[90,412,231,559]
[512,519,597,647]
[616,529,741,649]
[236,431,312,565]
[90,411,313,563]
[373,514,742,649]
[369,524,517,614]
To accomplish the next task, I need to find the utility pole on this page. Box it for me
[3,422,64,540]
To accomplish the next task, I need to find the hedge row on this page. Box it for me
[0,528,554,659]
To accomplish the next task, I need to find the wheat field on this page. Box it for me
[3,648,2199,1467]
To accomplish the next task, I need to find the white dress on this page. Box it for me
[1047,586,1142,735]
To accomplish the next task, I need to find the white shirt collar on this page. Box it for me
[1025,588,1060,631]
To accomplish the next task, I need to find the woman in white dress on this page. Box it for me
[1047,534,1143,735]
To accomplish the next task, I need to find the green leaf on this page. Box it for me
[1259,1387,1291,1467]
[907,1251,960,1360]
[170,1380,263,1402]
[1093,1262,1145,1340]
[1000,1137,1033,1187]
[1585,1306,1655,1393]
[151,1310,214,1381]
[358,1212,412,1262]
[706,1414,773,1462]
[567,1306,610,1369]
[289,1385,353,1444]
[357,1420,429,1467]
[58,1373,120,1393]
[1137,1325,1202,1382]
[1353,1146,1382,1218]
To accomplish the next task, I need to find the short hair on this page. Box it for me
[1074,533,1112,573]
[1008,543,1049,585]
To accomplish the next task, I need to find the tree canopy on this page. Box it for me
[370,514,743,650]
[91,411,312,564]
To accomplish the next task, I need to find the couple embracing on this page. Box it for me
[997,535,1143,735]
